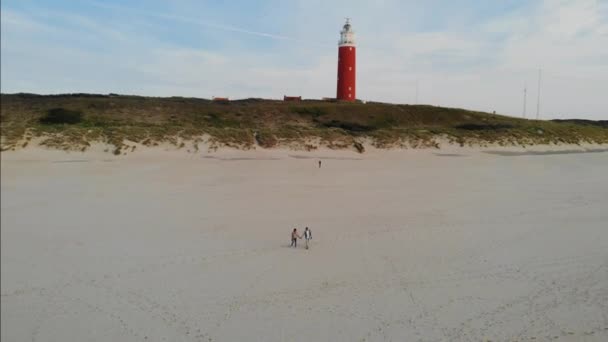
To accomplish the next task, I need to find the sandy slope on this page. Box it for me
[2,144,608,341]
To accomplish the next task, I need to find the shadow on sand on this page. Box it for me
[289,155,362,160]
[483,148,608,157]
[433,153,469,157]
[202,156,282,161]
[52,159,90,163]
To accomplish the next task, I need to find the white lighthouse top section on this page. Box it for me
[338,18,356,46]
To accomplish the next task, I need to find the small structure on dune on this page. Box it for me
[212,97,229,102]
[283,95,302,102]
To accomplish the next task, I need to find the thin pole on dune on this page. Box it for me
[523,83,527,118]
[536,68,542,120]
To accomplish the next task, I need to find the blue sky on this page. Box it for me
[1,0,607,119]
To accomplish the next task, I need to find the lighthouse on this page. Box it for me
[336,18,356,101]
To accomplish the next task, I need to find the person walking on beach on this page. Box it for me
[318,160,322,168]
[291,228,301,248]
[303,227,312,249]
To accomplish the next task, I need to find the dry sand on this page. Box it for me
[2,143,608,341]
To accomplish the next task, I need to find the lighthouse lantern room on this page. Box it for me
[336,18,356,101]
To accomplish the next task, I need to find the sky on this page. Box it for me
[1,0,607,119]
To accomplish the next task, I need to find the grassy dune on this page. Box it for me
[2,93,607,153]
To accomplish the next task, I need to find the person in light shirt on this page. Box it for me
[303,227,312,249]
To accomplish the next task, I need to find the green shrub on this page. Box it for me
[40,108,83,125]
[292,106,327,118]
[353,141,365,153]
[255,131,278,148]
[454,123,514,131]
[322,120,373,132]
[204,112,240,128]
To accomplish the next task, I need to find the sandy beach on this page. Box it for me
[2,144,607,341]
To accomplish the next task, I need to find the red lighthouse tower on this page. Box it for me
[336,18,356,101]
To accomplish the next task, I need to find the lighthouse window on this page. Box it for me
[349,67,352,71]
[348,94,352,98]
[348,87,352,91]
[349,47,352,51]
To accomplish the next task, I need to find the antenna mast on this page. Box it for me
[536,69,542,120]
[523,84,527,118]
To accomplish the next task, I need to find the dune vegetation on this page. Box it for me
[2,93,607,154]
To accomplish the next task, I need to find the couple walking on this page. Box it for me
[291,227,312,249]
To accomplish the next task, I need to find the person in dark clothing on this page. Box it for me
[318,160,322,168]
[291,228,301,247]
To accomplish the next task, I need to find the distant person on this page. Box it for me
[291,228,301,248]
[318,160,322,168]
[303,227,312,249]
